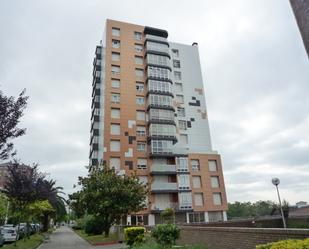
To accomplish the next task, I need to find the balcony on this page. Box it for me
[172,147,189,156]
[145,34,168,42]
[150,164,176,175]
[151,202,178,212]
[151,182,178,193]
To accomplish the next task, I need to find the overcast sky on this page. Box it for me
[1,0,308,204]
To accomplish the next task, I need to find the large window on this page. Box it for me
[177,107,185,117]
[135,69,144,78]
[148,80,172,93]
[110,157,120,171]
[176,157,188,171]
[136,82,144,92]
[172,49,179,58]
[135,56,143,65]
[178,174,190,189]
[110,124,120,135]
[134,31,142,40]
[135,44,143,53]
[179,192,192,207]
[211,176,220,188]
[149,124,176,137]
[146,41,169,53]
[191,159,200,171]
[111,79,120,88]
[147,66,170,80]
[193,176,202,188]
[174,82,183,92]
[149,94,173,107]
[111,108,120,118]
[111,93,120,103]
[111,65,120,75]
[174,71,182,80]
[188,212,205,223]
[151,140,173,154]
[110,140,120,152]
[178,120,187,130]
[136,111,145,121]
[213,193,222,205]
[136,96,145,105]
[112,39,120,49]
[137,142,146,152]
[112,52,120,61]
[112,28,120,37]
[194,193,204,206]
[173,60,180,68]
[137,158,147,169]
[136,126,146,136]
[147,54,170,67]
[149,109,174,121]
[209,160,218,172]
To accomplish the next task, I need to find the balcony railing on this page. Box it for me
[145,34,168,42]
[151,202,178,211]
[151,182,178,192]
[150,164,176,174]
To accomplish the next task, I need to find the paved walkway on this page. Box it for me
[38,226,124,249]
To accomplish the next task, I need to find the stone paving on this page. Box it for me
[38,226,125,249]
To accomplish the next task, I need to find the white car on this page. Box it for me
[1,228,19,242]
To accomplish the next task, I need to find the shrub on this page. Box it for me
[161,208,175,224]
[84,215,104,235]
[71,218,84,230]
[151,224,180,248]
[124,226,145,246]
[256,238,309,249]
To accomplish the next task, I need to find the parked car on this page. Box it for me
[0,233,4,247]
[1,228,19,242]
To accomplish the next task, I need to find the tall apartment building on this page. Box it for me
[290,0,309,58]
[89,19,228,225]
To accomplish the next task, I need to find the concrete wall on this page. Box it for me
[177,226,309,249]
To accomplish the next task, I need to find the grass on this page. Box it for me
[74,229,118,244]
[2,233,43,249]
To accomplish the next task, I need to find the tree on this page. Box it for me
[68,191,86,219]
[74,168,147,237]
[0,89,28,160]
[0,193,8,225]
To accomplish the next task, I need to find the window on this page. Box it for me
[149,109,174,121]
[112,39,120,48]
[149,124,176,137]
[178,174,190,189]
[111,124,120,135]
[111,65,120,75]
[112,52,120,61]
[138,176,148,185]
[178,120,187,130]
[147,66,170,80]
[173,60,181,68]
[179,134,188,145]
[193,176,202,188]
[110,157,120,171]
[135,44,143,53]
[194,193,204,206]
[147,54,169,67]
[172,49,179,57]
[149,94,173,107]
[137,158,147,169]
[174,82,183,92]
[209,160,217,172]
[135,56,143,65]
[137,126,146,136]
[110,140,120,152]
[146,41,169,53]
[177,107,185,117]
[211,176,220,188]
[137,142,146,152]
[174,71,182,80]
[136,96,145,105]
[148,80,171,93]
[134,31,142,40]
[151,140,173,154]
[111,93,120,103]
[213,193,222,205]
[191,160,200,171]
[111,79,120,88]
[176,157,188,171]
[135,69,144,78]
[111,108,120,118]
[176,94,184,103]
[112,28,120,37]
[136,111,145,121]
[179,192,192,207]
[188,212,205,223]
[136,82,144,92]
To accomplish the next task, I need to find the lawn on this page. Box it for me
[3,233,43,249]
[74,229,118,245]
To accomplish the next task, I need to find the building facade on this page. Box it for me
[89,19,228,225]
[290,0,309,58]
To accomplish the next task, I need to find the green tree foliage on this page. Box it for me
[68,191,85,218]
[0,193,8,224]
[227,200,276,219]
[152,224,180,248]
[72,167,147,237]
[0,89,28,160]
[161,208,175,224]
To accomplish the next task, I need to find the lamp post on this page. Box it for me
[272,178,286,229]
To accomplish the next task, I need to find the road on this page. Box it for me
[38,226,124,249]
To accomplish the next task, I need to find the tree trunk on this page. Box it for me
[42,213,49,232]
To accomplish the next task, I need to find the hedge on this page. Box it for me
[256,238,309,249]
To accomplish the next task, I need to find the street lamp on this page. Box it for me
[271,178,286,229]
